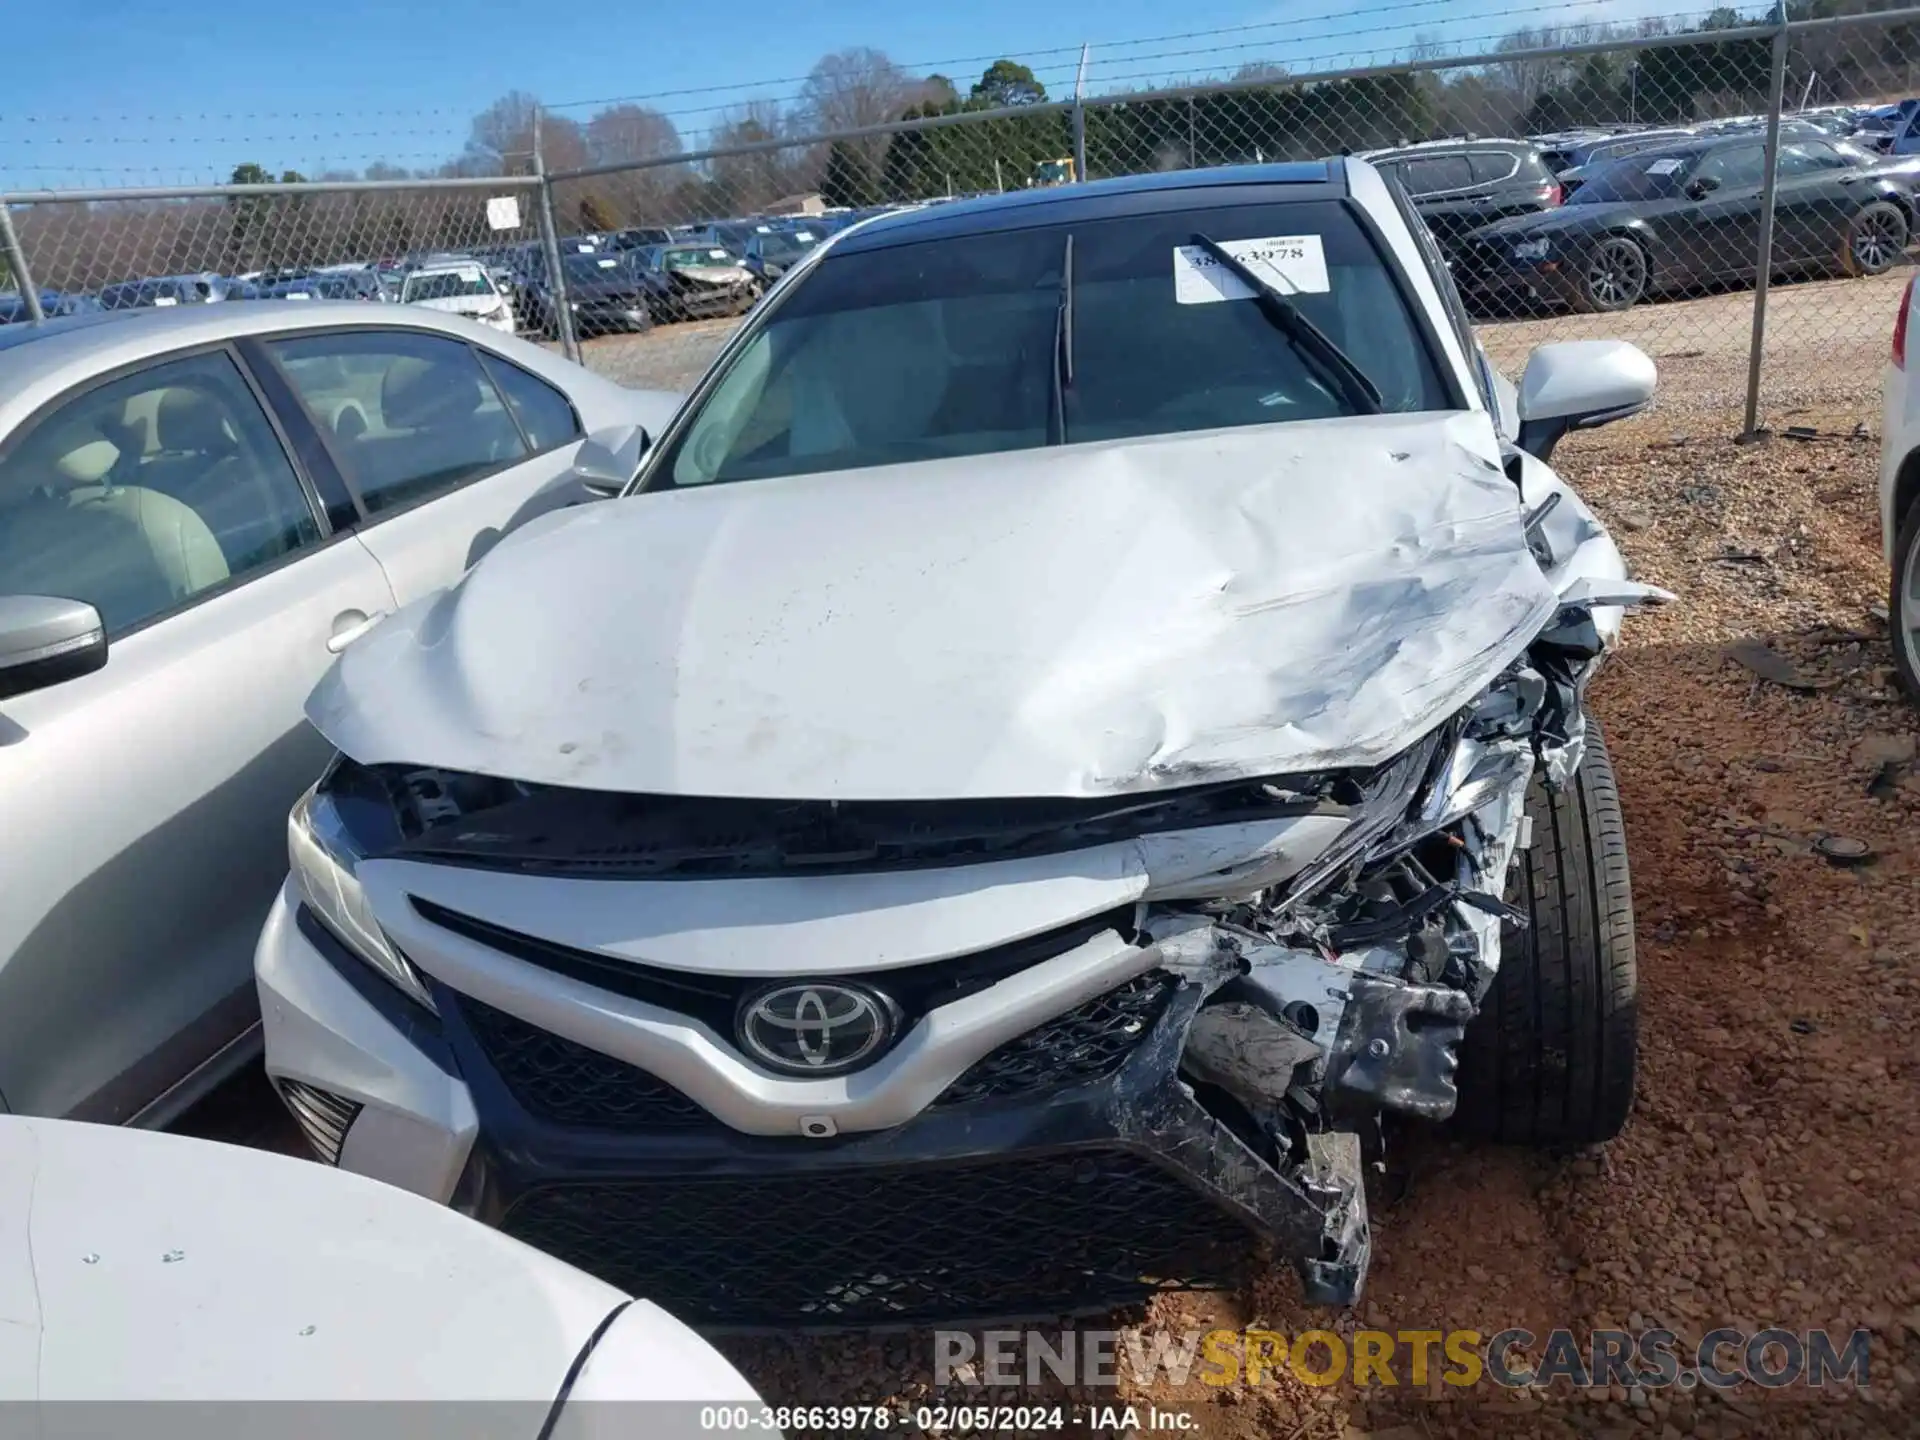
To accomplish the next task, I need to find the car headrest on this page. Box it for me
[155,387,240,456]
[381,354,485,431]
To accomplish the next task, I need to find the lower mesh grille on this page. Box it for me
[499,1151,1251,1326]
[934,973,1176,1107]
[275,1079,362,1165]
[458,994,718,1132]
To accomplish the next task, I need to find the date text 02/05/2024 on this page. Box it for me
[697,1403,1199,1432]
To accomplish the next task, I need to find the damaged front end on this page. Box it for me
[319,599,1647,1322]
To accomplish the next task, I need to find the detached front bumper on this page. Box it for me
[257,884,1370,1329]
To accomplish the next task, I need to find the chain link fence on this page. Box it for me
[8,5,1920,432]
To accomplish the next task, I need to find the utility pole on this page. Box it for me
[1072,44,1091,183]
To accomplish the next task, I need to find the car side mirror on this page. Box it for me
[1515,339,1657,462]
[572,424,651,498]
[1685,175,1720,199]
[0,595,108,701]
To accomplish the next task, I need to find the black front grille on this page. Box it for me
[499,1151,1252,1326]
[934,973,1176,1107]
[458,995,718,1133]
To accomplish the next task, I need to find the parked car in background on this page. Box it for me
[684,219,764,255]
[400,262,516,334]
[741,223,825,284]
[1457,133,1914,312]
[1363,138,1562,256]
[546,250,666,338]
[1879,273,1920,702]
[0,301,680,1127]
[261,158,1665,1326]
[98,274,237,310]
[634,243,760,319]
[1551,129,1698,196]
[0,1114,761,1424]
[0,291,101,324]
[611,226,675,251]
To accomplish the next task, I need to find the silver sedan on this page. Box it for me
[0,301,676,1125]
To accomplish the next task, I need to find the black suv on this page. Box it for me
[1362,140,1562,257]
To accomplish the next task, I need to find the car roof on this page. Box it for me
[0,301,587,438]
[829,162,1341,255]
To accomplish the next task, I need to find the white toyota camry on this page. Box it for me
[259,159,1670,1324]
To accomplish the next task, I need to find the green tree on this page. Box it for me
[821,140,880,206]
[972,60,1048,107]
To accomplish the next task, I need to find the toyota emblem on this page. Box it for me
[737,982,897,1076]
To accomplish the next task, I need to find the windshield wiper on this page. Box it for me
[1049,233,1075,445]
[1190,231,1383,415]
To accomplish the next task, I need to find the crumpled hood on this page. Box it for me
[670,264,750,284]
[308,411,1561,800]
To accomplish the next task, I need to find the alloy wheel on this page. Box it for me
[1852,208,1906,274]
[1586,240,1648,311]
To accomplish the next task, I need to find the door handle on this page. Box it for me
[326,610,388,654]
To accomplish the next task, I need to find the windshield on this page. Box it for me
[403,268,494,301]
[757,230,819,262]
[664,247,734,268]
[656,199,1449,489]
[565,253,632,282]
[1565,152,1693,203]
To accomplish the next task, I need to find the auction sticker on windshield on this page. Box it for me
[1646,158,1685,175]
[1173,236,1330,304]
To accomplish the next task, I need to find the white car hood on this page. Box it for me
[0,1117,750,1405]
[308,410,1560,800]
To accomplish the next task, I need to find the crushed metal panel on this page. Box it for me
[308,411,1560,802]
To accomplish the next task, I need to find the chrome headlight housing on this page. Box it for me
[288,784,436,1012]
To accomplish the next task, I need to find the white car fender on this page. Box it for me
[0,1117,756,1420]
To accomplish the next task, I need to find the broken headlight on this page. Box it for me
[288,782,436,1012]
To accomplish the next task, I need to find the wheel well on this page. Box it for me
[1896,448,1920,532]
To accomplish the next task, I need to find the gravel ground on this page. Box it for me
[181,292,1920,1436]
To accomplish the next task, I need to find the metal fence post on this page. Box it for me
[1742,4,1793,439]
[0,201,44,322]
[533,108,581,365]
[1072,44,1091,184]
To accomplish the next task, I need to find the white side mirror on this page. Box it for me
[572,424,650,498]
[1515,340,1657,461]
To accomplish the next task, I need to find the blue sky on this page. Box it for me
[2,0,1732,189]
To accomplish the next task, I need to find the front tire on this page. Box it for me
[1454,716,1638,1146]
[1578,236,1650,313]
[1843,200,1908,277]
[1891,493,1920,703]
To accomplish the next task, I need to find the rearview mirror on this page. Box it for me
[1685,174,1721,199]
[1515,339,1657,462]
[0,595,108,701]
[572,424,651,499]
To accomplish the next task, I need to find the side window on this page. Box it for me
[1696,145,1766,189]
[1404,155,1474,196]
[477,352,582,453]
[0,350,322,637]
[264,330,530,517]
[1468,151,1519,184]
[1785,141,1849,173]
